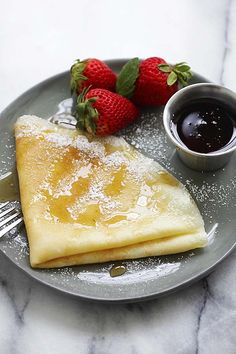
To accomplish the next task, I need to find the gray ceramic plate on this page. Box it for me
[0,59,235,303]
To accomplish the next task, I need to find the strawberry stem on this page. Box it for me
[70,59,88,93]
[75,87,98,134]
[158,62,192,87]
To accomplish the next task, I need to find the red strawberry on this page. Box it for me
[75,88,139,136]
[116,57,192,106]
[70,58,116,94]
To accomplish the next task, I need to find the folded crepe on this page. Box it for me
[15,115,207,268]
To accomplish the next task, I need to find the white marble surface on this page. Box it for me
[0,0,236,353]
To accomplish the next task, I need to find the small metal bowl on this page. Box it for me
[163,83,236,171]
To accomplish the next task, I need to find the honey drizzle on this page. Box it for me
[0,170,19,202]
[37,145,179,226]
[109,265,127,277]
[16,125,180,228]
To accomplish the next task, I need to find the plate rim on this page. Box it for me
[0,60,235,303]
[1,238,235,303]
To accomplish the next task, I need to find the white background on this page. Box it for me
[1,0,236,111]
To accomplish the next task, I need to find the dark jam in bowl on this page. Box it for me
[171,99,235,153]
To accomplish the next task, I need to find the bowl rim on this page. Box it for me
[163,83,236,157]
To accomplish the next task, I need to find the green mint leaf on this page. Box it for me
[116,57,140,98]
[167,71,178,86]
[158,64,171,73]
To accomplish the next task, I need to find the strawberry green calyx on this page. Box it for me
[75,87,98,134]
[70,59,88,93]
[158,62,192,87]
[116,57,140,98]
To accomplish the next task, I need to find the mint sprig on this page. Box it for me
[116,58,140,98]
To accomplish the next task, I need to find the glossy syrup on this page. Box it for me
[172,99,236,153]
[0,170,19,202]
[109,265,127,277]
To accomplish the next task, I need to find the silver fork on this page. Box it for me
[0,202,23,238]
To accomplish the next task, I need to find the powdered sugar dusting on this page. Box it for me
[102,135,127,147]
[73,135,106,159]
[15,115,55,138]
[46,133,73,147]
[16,115,163,181]
[103,151,128,168]
[1,99,235,291]
[186,177,236,205]
[121,111,171,169]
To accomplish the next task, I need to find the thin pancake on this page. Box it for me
[15,115,207,268]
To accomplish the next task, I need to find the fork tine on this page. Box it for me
[0,211,21,228]
[0,202,10,209]
[0,217,23,238]
[0,207,15,218]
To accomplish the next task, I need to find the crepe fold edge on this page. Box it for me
[26,216,206,267]
[35,231,207,268]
